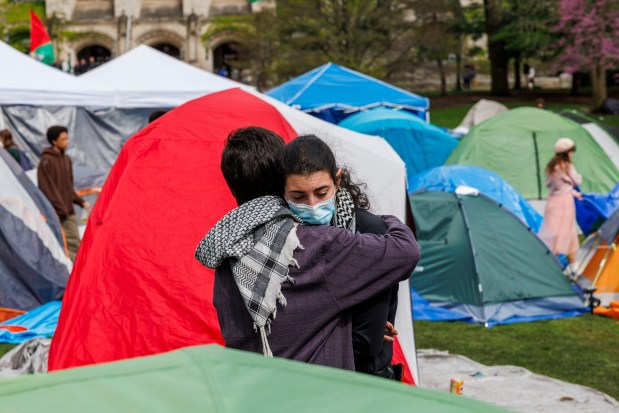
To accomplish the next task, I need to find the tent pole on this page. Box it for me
[532,132,542,200]
[591,242,616,288]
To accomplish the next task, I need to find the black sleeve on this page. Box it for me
[351,208,399,374]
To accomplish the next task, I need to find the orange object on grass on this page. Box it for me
[0,325,28,333]
[0,307,25,323]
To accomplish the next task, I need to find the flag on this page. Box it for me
[29,10,54,65]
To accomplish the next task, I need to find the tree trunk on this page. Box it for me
[591,63,607,111]
[513,54,521,90]
[455,52,462,92]
[571,72,580,95]
[437,58,447,97]
[484,0,510,96]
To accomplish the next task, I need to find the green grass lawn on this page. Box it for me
[0,343,15,358]
[431,101,619,130]
[415,314,619,400]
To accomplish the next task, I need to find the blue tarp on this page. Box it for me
[267,62,429,123]
[409,165,543,232]
[411,289,585,326]
[0,301,60,344]
[338,108,458,177]
[575,182,619,236]
[411,290,472,322]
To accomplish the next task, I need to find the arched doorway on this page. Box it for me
[77,44,111,64]
[76,44,111,74]
[212,42,249,79]
[152,43,181,59]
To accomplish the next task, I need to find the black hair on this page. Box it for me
[46,126,68,145]
[280,134,370,210]
[0,129,12,143]
[221,127,286,205]
[148,110,168,123]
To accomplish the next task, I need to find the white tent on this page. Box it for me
[0,41,114,107]
[78,45,246,108]
[581,123,619,170]
[453,99,508,135]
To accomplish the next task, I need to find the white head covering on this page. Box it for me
[554,137,575,154]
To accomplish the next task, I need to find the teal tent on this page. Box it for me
[338,107,458,179]
[410,190,585,325]
[0,345,511,413]
[446,107,619,200]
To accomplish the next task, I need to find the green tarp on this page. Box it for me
[446,107,619,200]
[0,344,511,413]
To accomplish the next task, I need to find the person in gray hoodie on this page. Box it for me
[195,127,419,371]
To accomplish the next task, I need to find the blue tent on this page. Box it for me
[0,150,70,311]
[575,182,619,236]
[409,165,543,232]
[338,108,457,178]
[267,62,429,123]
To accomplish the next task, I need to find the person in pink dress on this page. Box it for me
[539,137,583,279]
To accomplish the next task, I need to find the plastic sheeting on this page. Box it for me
[409,165,542,232]
[0,301,61,344]
[418,349,619,413]
[0,338,50,378]
[575,183,619,236]
[2,105,155,171]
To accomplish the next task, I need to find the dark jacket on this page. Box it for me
[213,215,419,370]
[352,208,399,375]
[37,148,84,220]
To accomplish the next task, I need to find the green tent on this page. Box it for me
[0,345,511,413]
[410,190,584,325]
[446,107,619,200]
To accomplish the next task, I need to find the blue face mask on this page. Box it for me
[287,195,336,225]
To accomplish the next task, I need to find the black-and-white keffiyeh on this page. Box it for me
[333,188,356,233]
[194,195,303,356]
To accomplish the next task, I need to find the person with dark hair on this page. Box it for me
[148,110,168,123]
[38,125,90,261]
[280,134,399,379]
[538,138,582,279]
[195,127,419,372]
[219,127,286,205]
[1,129,33,170]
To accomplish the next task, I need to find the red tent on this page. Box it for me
[49,88,417,383]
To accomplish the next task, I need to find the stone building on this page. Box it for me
[46,0,274,71]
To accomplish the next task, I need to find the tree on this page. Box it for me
[483,0,510,95]
[413,0,462,96]
[274,0,418,81]
[555,0,619,110]
[496,0,558,90]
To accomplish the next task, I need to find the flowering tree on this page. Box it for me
[555,0,619,109]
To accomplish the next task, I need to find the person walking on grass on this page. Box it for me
[38,126,90,261]
[538,138,582,279]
